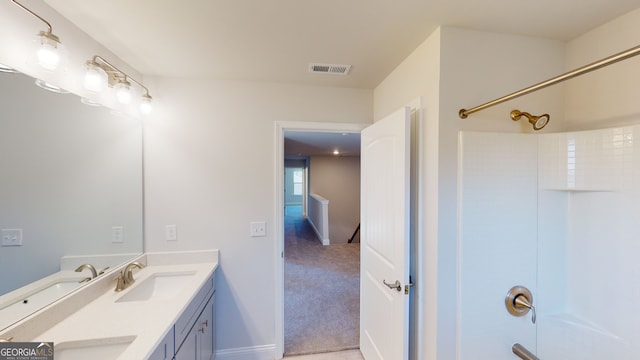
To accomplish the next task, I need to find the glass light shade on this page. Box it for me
[35,79,69,94]
[0,63,18,73]
[84,61,108,92]
[36,33,63,71]
[139,94,153,114]
[80,97,102,107]
[115,80,132,104]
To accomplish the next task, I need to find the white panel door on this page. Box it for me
[360,107,411,360]
[458,132,538,359]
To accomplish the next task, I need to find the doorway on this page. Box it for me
[283,131,361,355]
[276,123,365,355]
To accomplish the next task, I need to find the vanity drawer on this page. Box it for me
[174,271,216,351]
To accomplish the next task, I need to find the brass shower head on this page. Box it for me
[510,110,550,131]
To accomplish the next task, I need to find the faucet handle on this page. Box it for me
[114,272,126,292]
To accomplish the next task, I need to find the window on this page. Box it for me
[293,169,303,195]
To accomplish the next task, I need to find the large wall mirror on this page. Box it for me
[0,70,143,331]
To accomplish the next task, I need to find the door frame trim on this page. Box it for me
[274,121,368,358]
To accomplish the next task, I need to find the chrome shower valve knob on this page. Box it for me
[505,285,536,324]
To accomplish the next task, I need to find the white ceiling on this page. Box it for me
[285,131,361,157]
[45,0,640,89]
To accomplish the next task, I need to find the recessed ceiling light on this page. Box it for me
[333,150,340,155]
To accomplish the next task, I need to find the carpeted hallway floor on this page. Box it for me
[284,205,360,356]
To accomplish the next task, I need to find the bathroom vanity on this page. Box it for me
[0,250,218,360]
[150,263,216,360]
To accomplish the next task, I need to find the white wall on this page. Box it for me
[564,7,640,129]
[309,156,361,244]
[374,27,566,360]
[143,76,372,355]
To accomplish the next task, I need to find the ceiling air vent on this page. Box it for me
[309,63,351,75]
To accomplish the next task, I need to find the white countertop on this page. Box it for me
[27,252,218,359]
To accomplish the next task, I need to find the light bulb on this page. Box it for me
[84,60,107,92]
[139,94,153,114]
[36,32,62,71]
[115,79,132,104]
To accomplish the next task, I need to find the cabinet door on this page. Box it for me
[197,294,215,360]
[175,328,197,360]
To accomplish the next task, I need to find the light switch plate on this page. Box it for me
[2,229,22,246]
[250,221,266,237]
[112,226,124,243]
[166,225,178,241]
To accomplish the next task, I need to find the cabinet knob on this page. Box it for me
[202,320,208,327]
[198,327,205,333]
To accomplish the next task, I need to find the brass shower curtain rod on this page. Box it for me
[458,43,640,119]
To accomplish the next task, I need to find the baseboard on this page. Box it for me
[215,344,278,360]
[306,218,330,245]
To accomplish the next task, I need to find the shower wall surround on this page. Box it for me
[537,126,639,359]
[458,125,640,359]
[458,132,538,359]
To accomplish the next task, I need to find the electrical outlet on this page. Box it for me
[112,226,124,243]
[250,221,266,237]
[166,225,177,241]
[2,229,22,246]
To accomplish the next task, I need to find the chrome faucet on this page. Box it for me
[75,264,98,280]
[115,261,145,292]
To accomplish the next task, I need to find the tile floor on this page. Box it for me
[285,349,364,360]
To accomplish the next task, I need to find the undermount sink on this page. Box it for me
[0,279,85,323]
[115,272,195,302]
[55,335,136,360]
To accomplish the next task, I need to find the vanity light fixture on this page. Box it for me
[333,149,340,155]
[83,55,153,113]
[11,0,65,71]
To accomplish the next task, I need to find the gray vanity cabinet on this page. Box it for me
[197,293,215,360]
[175,293,215,360]
[149,270,216,360]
